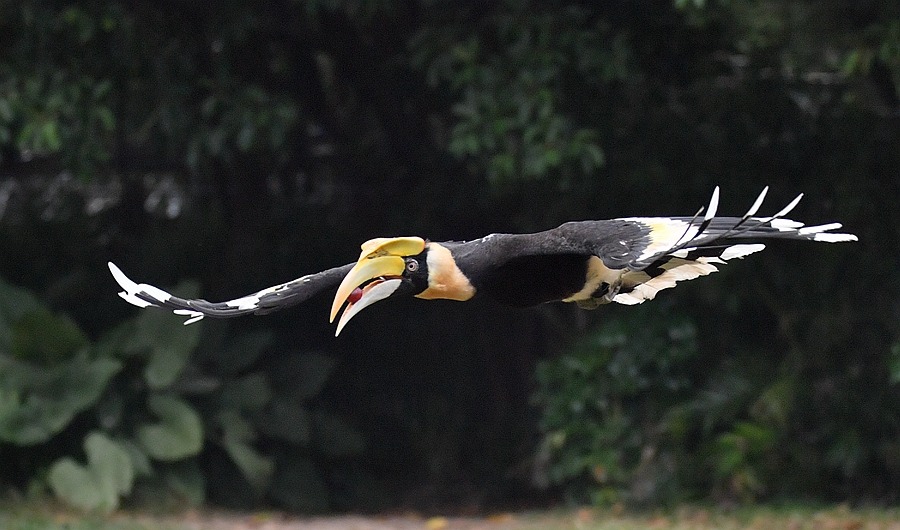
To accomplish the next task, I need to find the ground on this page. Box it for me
[111,506,900,530]
[5,505,900,530]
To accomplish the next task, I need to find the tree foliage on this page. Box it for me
[0,0,898,511]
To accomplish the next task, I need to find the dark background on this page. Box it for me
[0,0,898,513]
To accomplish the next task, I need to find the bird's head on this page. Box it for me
[330,237,430,336]
[329,236,475,335]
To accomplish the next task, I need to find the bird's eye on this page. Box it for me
[405,259,419,272]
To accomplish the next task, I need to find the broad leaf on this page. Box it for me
[49,458,105,512]
[889,342,900,385]
[164,461,206,506]
[0,353,121,445]
[219,373,272,411]
[215,329,274,375]
[223,438,274,495]
[86,432,135,497]
[123,281,200,389]
[48,431,134,513]
[0,278,41,350]
[9,307,89,363]
[137,394,203,461]
[217,408,273,494]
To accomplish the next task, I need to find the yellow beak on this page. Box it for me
[329,236,427,335]
[330,255,406,323]
[333,278,402,336]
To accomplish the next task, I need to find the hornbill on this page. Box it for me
[109,187,857,336]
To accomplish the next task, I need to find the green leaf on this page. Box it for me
[119,439,153,477]
[212,408,273,496]
[164,461,206,506]
[48,432,134,513]
[0,353,121,445]
[137,394,203,461]
[220,373,272,411]
[48,458,105,511]
[889,343,900,385]
[94,106,115,130]
[216,408,255,443]
[9,307,89,363]
[223,438,274,495]
[124,281,201,389]
[216,329,274,375]
[750,378,795,427]
[0,279,42,351]
[92,320,137,360]
[40,120,62,151]
[86,432,134,496]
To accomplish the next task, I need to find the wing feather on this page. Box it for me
[458,188,855,308]
[108,262,353,324]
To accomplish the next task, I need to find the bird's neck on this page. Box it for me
[415,242,476,301]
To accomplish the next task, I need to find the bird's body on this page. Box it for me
[109,187,857,335]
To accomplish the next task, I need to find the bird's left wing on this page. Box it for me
[469,187,856,307]
[108,262,354,324]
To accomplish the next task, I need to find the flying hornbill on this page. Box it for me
[109,187,857,336]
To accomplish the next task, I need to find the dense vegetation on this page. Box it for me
[0,0,898,513]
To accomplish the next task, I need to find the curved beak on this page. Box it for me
[334,278,402,336]
[330,255,406,332]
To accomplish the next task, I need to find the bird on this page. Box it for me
[109,187,857,336]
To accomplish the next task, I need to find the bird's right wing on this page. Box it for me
[513,186,856,271]
[467,187,856,307]
[108,262,354,324]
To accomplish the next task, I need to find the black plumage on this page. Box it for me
[109,187,856,334]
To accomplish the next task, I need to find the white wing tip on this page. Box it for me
[774,193,804,218]
[744,186,769,218]
[704,186,720,220]
[813,232,858,243]
[108,262,137,292]
[108,261,173,306]
[796,222,858,242]
[719,243,766,260]
[174,309,205,325]
[612,293,647,305]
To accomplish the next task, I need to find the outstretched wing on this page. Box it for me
[465,187,856,307]
[600,186,857,304]
[109,262,354,324]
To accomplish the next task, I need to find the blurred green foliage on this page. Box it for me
[49,432,134,513]
[535,291,900,507]
[533,303,698,506]
[0,0,898,513]
[412,5,612,183]
[0,276,362,512]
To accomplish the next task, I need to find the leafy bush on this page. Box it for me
[533,290,900,507]
[533,303,698,507]
[0,275,363,513]
[532,301,795,507]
